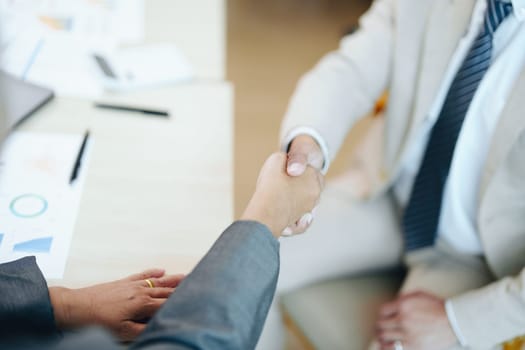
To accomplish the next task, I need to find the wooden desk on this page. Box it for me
[145,0,226,80]
[19,83,233,287]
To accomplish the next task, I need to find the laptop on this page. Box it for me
[0,71,54,143]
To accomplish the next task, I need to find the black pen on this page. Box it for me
[69,130,90,185]
[94,102,170,117]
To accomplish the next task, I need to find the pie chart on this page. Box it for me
[9,194,48,218]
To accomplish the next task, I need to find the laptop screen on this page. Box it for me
[0,72,54,144]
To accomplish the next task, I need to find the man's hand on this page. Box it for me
[241,152,323,238]
[49,268,184,341]
[376,291,458,350]
[283,135,324,234]
[286,135,324,176]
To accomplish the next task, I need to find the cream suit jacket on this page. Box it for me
[281,0,525,347]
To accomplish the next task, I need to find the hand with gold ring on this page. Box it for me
[48,268,185,341]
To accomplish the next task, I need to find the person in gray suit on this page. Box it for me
[0,79,183,342]
[0,152,323,350]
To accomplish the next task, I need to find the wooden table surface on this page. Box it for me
[19,83,233,287]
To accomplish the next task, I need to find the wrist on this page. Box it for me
[49,286,93,330]
[49,286,73,329]
[241,194,288,238]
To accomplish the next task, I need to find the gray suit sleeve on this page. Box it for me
[1,221,279,350]
[0,256,59,337]
[132,220,280,350]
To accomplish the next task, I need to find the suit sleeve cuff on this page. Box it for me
[281,126,330,174]
[445,299,468,347]
[0,256,58,337]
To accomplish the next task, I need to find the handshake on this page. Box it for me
[47,148,324,343]
[43,137,325,344]
[242,135,325,238]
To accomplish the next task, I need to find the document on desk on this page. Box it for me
[0,0,145,98]
[0,132,91,278]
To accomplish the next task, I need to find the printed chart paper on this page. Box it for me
[0,132,91,278]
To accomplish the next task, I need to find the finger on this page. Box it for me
[287,222,309,236]
[282,223,302,237]
[302,165,324,195]
[377,329,404,344]
[282,226,294,237]
[134,298,166,319]
[119,320,146,341]
[282,213,314,236]
[376,315,402,331]
[398,290,429,301]
[296,212,314,233]
[379,300,400,317]
[307,149,325,170]
[311,205,319,217]
[286,152,308,176]
[146,287,175,299]
[379,341,404,350]
[316,170,325,190]
[126,268,166,281]
[148,274,185,288]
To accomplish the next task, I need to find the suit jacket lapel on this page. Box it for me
[393,0,477,169]
[480,67,525,200]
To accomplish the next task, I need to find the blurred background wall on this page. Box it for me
[228,0,372,217]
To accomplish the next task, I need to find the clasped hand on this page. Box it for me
[49,151,324,341]
[241,152,324,238]
[376,291,458,350]
[282,135,325,235]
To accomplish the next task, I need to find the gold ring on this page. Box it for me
[144,279,155,288]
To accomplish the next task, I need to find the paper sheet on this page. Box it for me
[0,0,145,98]
[98,44,194,92]
[0,132,91,278]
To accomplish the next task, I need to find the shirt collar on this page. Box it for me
[510,0,525,21]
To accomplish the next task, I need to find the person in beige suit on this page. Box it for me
[257,0,525,349]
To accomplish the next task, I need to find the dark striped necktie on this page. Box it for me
[402,0,514,251]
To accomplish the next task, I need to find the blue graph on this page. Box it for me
[13,237,53,253]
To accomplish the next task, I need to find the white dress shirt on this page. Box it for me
[393,0,525,255]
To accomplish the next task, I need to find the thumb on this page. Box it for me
[287,152,308,176]
[287,153,307,176]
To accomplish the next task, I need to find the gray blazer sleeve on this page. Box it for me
[0,256,59,337]
[1,220,279,350]
[132,220,280,350]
